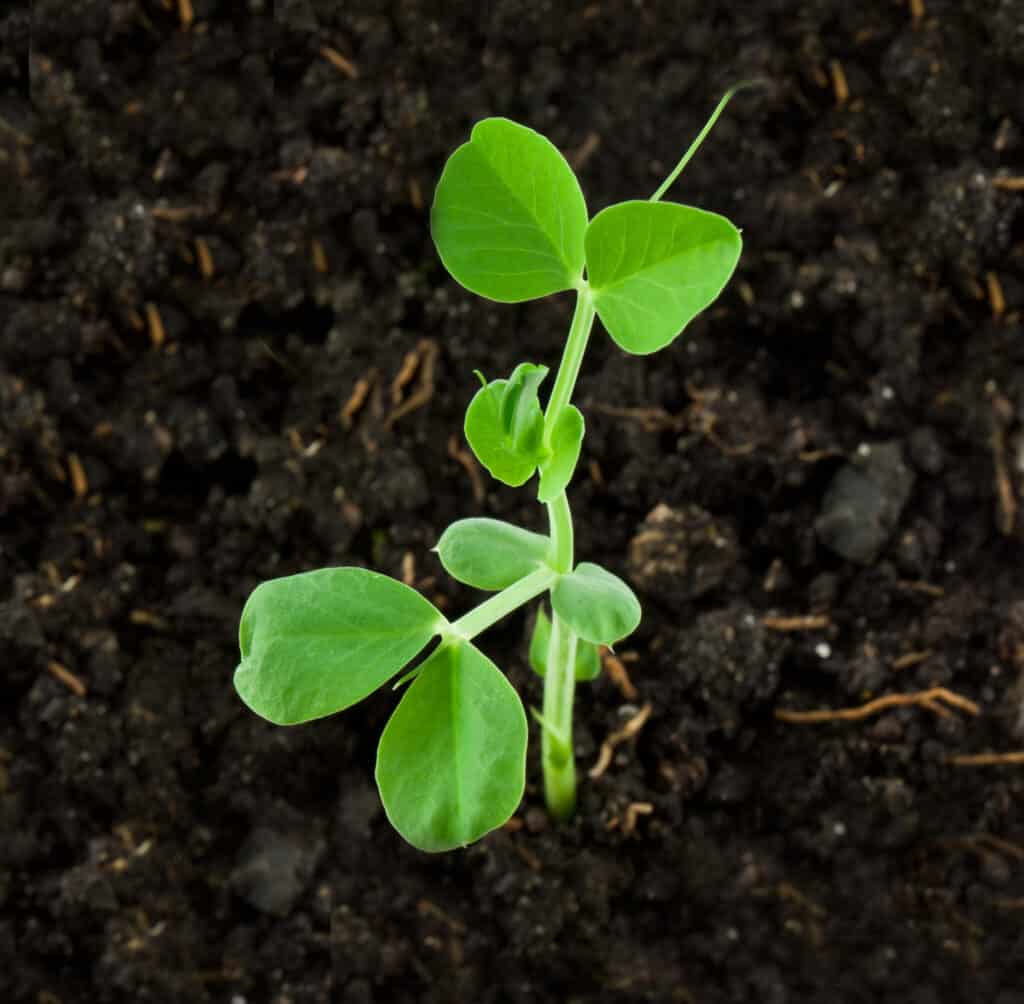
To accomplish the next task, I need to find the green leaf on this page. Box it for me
[464,381,535,486]
[464,364,549,487]
[376,641,527,852]
[550,562,641,646]
[431,117,588,302]
[235,568,444,725]
[436,518,550,591]
[501,363,548,456]
[537,405,584,503]
[586,200,742,355]
[528,606,602,681]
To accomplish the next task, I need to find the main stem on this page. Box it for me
[539,288,597,821]
[542,491,578,820]
[543,287,596,450]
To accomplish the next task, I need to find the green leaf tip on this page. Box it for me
[376,641,527,852]
[431,117,588,303]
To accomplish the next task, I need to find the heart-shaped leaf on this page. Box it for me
[550,562,641,646]
[376,641,527,852]
[235,568,444,725]
[436,518,550,591]
[586,200,742,355]
[431,118,588,302]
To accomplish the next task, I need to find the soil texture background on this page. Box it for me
[2,1,1024,1002]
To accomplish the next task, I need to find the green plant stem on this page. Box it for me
[541,606,577,821]
[649,81,758,203]
[542,491,578,821]
[447,566,555,642]
[543,288,596,450]
[545,491,574,575]
[535,290,598,823]
[540,498,578,820]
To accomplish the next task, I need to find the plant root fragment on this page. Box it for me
[775,687,980,724]
[144,303,166,348]
[320,47,359,80]
[891,650,933,671]
[47,660,86,698]
[340,370,377,429]
[947,752,1024,767]
[601,648,638,700]
[762,614,830,631]
[590,702,653,779]
[606,801,653,836]
[386,339,439,428]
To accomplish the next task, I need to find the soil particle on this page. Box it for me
[628,502,740,601]
[231,823,326,917]
[816,440,915,564]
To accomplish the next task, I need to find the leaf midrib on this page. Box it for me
[466,145,573,278]
[448,649,464,845]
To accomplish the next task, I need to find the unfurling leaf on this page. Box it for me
[464,363,549,487]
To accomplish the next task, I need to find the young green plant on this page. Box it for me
[234,88,746,852]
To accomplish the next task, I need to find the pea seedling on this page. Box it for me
[234,89,746,852]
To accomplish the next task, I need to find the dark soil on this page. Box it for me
[3,1,1024,1001]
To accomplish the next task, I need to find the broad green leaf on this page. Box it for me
[586,201,742,355]
[431,117,588,302]
[464,366,549,487]
[528,606,602,681]
[235,568,444,725]
[376,641,527,852]
[436,518,550,591]
[537,405,584,503]
[550,562,641,646]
